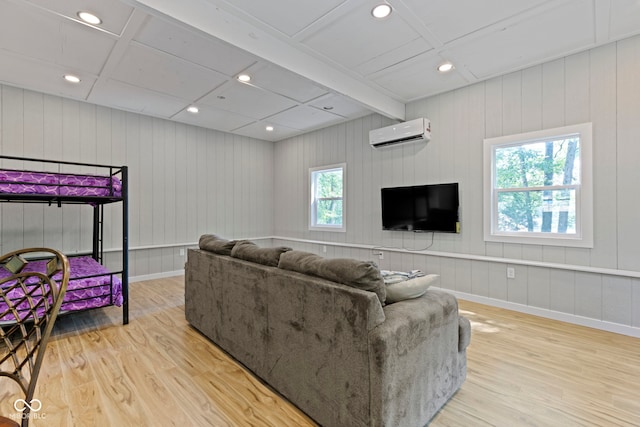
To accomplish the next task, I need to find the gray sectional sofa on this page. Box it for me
[185,236,471,427]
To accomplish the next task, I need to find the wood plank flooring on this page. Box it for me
[1,276,639,426]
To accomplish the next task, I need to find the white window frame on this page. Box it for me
[309,163,346,232]
[483,123,593,248]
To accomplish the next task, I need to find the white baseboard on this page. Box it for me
[435,287,640,338]
[130,270,184,283]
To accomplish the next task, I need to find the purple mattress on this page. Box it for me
[0,169,122,198]
[0,256,122,321]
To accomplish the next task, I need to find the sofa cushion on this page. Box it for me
[278,250,386,305]
[230,240,292,267]
[385,274,439,304]
[199,234,237,256]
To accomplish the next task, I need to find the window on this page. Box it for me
[310,164,345,232]
[483,123,593,247]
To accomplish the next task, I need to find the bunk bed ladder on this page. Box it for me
[92,204,104,264]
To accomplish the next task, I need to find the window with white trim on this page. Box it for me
[309,164,345,232]
[483,123,593,247]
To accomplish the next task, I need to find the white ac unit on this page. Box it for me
[369,118,431,149]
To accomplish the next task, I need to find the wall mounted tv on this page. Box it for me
[381,183,460,233]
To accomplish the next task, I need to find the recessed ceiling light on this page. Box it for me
[265,126,274,132]
[77,11,102,25]
[437,61,454,73]
[237,74,251,83]
[187,105,199,113]
[371,4,392,19]
[63,74,81,83]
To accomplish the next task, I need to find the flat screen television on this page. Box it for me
[381,183,459,233]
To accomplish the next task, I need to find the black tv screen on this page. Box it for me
[381,183,459,233]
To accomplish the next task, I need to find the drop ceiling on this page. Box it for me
[1,0,639,142]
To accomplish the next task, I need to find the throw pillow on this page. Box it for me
[278,251,386,305]
[230,240,292,267]
[385,274,439,304]
[199,234,237,256]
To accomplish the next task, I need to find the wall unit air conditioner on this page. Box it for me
[369,118,431,149]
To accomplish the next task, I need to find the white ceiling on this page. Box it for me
[2,0,640,142]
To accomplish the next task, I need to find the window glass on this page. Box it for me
[483,123,592,247]
[310,164,345,231]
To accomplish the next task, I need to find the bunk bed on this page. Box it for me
[0,155,129,324]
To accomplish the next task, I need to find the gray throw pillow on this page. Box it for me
[199,234,237,256]
[230,240,292,267]
[385,274,439,304]
[278,251,386,305]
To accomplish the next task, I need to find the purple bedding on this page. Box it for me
[0,256,122,320]
[0,169,122,198]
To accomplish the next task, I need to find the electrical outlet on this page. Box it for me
[506,267,515,279]
[378,251,384,260]
[322,245,327,253]
[179,248,185,256]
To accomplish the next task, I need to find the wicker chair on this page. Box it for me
[0,248,69,427]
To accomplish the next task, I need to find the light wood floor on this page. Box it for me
[1,277,639,426]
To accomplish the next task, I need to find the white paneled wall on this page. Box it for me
[0,85,274,278]
[274,36,640,336]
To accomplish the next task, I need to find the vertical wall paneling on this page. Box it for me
[616,37,640,271]
[527,266,550,310]
[1,87,25,253]
[602,276,632,325]
[22,91,44,249]
[589,45,617,269]
[632,279,640,327]
[548,269,576,315]
[574,271,602,320]
[42,95,64,254]
[470,260,489,297]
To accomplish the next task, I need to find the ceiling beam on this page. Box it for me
[127,0,405,121]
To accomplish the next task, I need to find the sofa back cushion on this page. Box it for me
[231,240,292,267]
[278,250,386,305]
[199,234,237,256]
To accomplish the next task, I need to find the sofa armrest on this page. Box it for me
[368,290,466,427]
[458,315,471,352]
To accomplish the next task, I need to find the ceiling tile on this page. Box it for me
[200,81,298,119]
[134,16,258,76]
[0,52,94,99]
[250,64,328,103]
[0,1,116,75]
[22,0,134,35]
[233,121,300,142]
[267,105,343,130]
[221,0,347,37]
[402,0,550,44]
[356,37,434,77]
[172,106,255,132]
[301,2,431,70]
[110,43,228,100]
[88,79,189,117]
[608,0,640,40]
[447,1,595,79]
[308,93,371,119]
[371,52,470,100]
